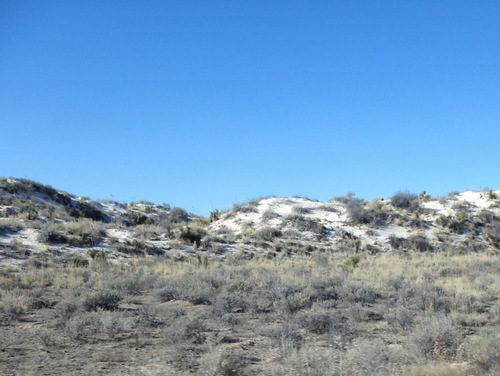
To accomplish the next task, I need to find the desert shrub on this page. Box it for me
[157,282,178,302]
[199,344,247,376]
[282,344,342,376]
[308,277,342,302]
[407,234,433,252]
[275,291,312,314]
[385,306,417,330]
[63,308,131,341]
[437,215,468,234]
[0,218,24,233]
[402,364,469,376]
[26,286,53,309]
[164,316,207,344]
[108,275,142,296]
[341,282,381,304]
[267,321,303,358]
[450,293,484,315]
[155,207,188,232]
[38,329,58,347]
[391,191,419,210]
[176,277,216,305]
[407,211,426,228]
[65,311,102,340]
[136,306,163,328]
[99,310,133,339]
[344,338,402,375]
[64,218,105,246]
[38,223,67,244]
[346,200,375,225]
[87,249,107,261]
[54,299,79,324]
[7,238,30,257]
[0,288,30,321]
[82,290,121,311]
[388,235,405,250]
[476,210,499,224]
[68,201,107,222]
[286,214,325,235]
[212,291,249,315]
[169,207,189,223]
[333,191,356,204]
[398,283,450,314]
[388,235,433,252]
[230,202,259,214]
[128,212,153,226]
[344,255,361,268]
[292,205,312,215]
[261,209,281,221]
[408,315,462,359]
[483,222,500,248]
[134,224,160,240]
[299,307,338,334]
[459,331,500,375]
[317,204,338,212]
[179,226,206,247]
[254,226,282,242]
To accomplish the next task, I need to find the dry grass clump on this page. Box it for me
[0,217,24,233]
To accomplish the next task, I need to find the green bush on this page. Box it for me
[344,255,361,268]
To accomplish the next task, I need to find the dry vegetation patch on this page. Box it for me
[1,250,500,375]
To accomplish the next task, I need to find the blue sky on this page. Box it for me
[2,1,499,215]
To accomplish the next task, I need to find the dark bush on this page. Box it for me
[169,207,189,223]
[286,214,325,235]
[82,291,121,311]
[38,225,68,244]
[476,210,499,224]
[68,202,106,221]
[213,291,249,315]
[292,206,312,215]
[341,283,381,304]
[437,215,468,234]
[309,277,342,302]
[299,308,338,334]
[388,235,405,250]
[254,226,282,242]
[346,200,374,225]
[407,235,433,252]
[261,209,281,221]
[484,222,500,248]
[276,291,312,314]
[179,226,206,247]
[391,191,419,210]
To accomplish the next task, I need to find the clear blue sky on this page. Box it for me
[2,1,499,215]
